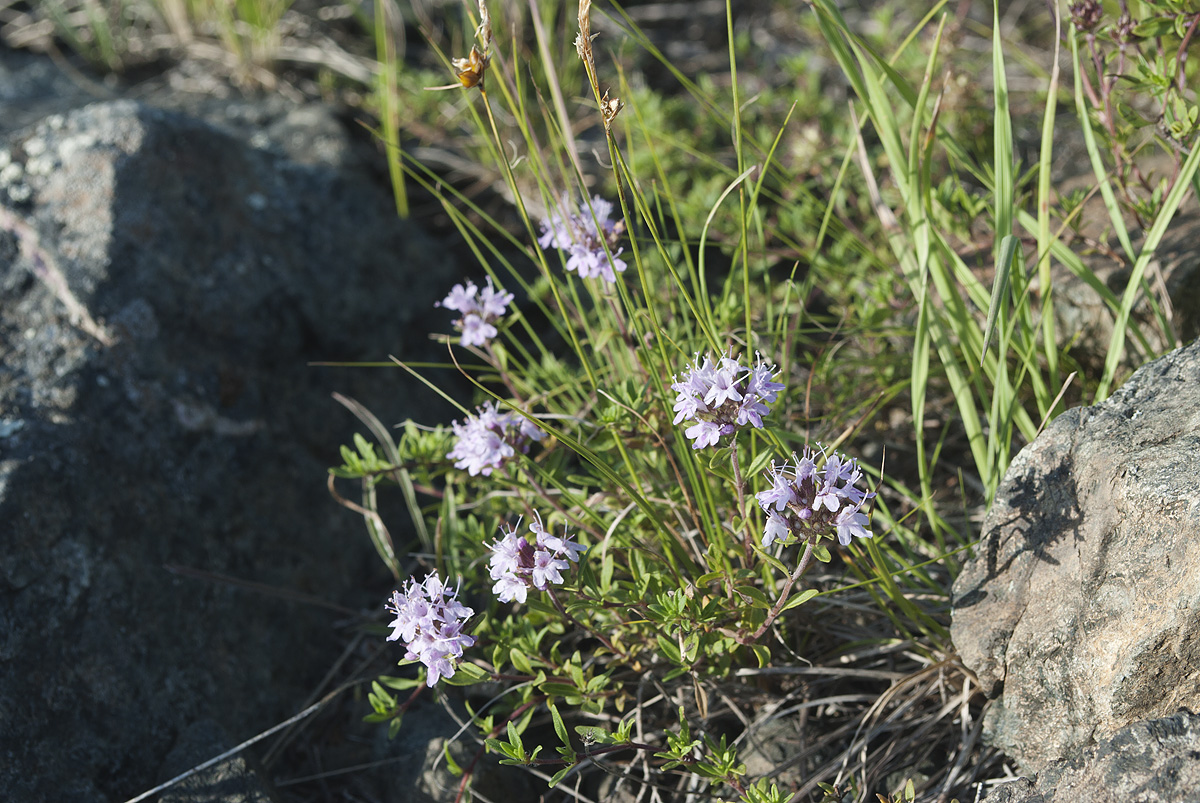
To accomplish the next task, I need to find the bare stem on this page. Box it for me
[742,533,818,644]
[527,740,682,767]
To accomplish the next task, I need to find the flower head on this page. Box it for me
[385,573,476,686]
[754,446,875,548]
[538,194,627,283]
[672,351,784,449]
[437,277,513,348]
[488,515,585,603]
[447,401,544,476]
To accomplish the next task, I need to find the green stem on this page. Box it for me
[728,440,753,566]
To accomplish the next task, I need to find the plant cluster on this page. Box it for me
[325,0,1200,799]
[332,3,962,799]
[1068,0,1200,227]
[8,0,1197,799]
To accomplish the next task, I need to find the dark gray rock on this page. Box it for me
[980,777,1042,803]
[0,45,105,140]
[0,45,368,209]
[979,711,1200,803]
[157,720,277,803]
[951,340,1200,771]
[0,98,458,801]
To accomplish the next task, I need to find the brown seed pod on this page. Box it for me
[452,45,489,89]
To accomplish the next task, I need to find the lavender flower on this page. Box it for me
[671,351,784,449]
[754,446,875,548]
[538,194,627,283]
[385,573,476,686]
[488,515,585,603]
[437,277,514,348]
[447,401,544,476]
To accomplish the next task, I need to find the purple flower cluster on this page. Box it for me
[385,574,476,686]
[447,401,544,476]
[755,446,875,548]
[538,195,627,283]
[488,516,586,604]
[438,277,514,348]
[671,351,785,449]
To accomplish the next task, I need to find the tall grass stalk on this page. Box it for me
[372,0,410,219]
[808,0,1195,504]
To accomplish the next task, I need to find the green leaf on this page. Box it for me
[548,766,573,787]
[1177,13,1194,38]
[752,545,791,575]
[378,675,423,691]
[736,585,773,609]
[506,720,523,752]
[515,702,536,734]
[981,234,1019,360]
[744,447,778,477]
[781,587,821,612]
[509,648,534,675]
[539,682,579,697]
[549,701,570,748]
[663,666,689,681]
[445,744,464,776]
[656,633,683,664]
[525,596,558,617]
[813,543,832,563]
[568,660,586,690]
[441,662,489,686]
[706,446,734,471]
[369,681,395,710]
[576,558,598,593]
[1132,17,1175,38]
[601,552,614,591]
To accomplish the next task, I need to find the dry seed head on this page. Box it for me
[475,0,492,51]
[451,46,488,89]
[600,89,624,125]
[1068,0,1102,31]
[576,0,594,63]
[445,0,491,90]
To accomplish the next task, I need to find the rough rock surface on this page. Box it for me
[157,720,278,803]
[0,46,100,140]
[0,98,457,801]
[951,339,1200,770]
[978,711,1200,803]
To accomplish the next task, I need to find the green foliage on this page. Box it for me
[323,5,951,797]
[31,0,1194,798]
[322,0,1199,797]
